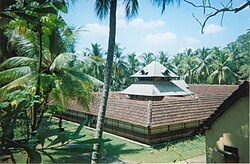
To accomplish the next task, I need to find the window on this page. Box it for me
[220,145,239,163]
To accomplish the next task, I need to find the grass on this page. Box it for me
[12,117,205,163]
[102,133,205,163]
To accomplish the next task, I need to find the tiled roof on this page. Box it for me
[203,81,249,128]
[188,84,238,94]
[150,94,229,127]
[68,84,238,128]
[69,92,149,127]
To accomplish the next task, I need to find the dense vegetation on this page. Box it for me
[83,32,250,91]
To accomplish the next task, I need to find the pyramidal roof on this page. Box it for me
[120,80,193,97]
[121,61,193,97]
[131,60,179,78]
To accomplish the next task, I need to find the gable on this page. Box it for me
[203,81,249,128]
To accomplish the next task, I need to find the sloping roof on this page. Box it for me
[172,80,193,95]
[131,61,179,78]
[122,61,191,96]
[120,80,193,96]
[188,84,238,94]
[68,84,238,128]
[68,93,150,127]
[203,81,249,129]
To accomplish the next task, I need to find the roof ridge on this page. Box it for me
[147,101,153,128]
[154,61,156,77]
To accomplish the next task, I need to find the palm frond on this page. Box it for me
[151,0,180,14]
[50,52,75,72]
[62,70,93,108]
[66,68,103,87]
[209,70,219,84]
[0,73,35,99]
[123,0,139,19]
[5,26,38,58]
[50,79,66,108]
[43,26,64,62]
[18,29,38,58]
[0,57,37,70]
[0,66,31,85]
[50,70,92,108]
[222,66,238,84]
[62,26,84,52]
[95,0,110,20]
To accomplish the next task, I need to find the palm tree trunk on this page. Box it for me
[32,24,43,132]
[91,0,117,163]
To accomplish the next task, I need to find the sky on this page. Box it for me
[61,0,250,57]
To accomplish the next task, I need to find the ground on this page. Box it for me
[10,117,206,163]
[178,155,206,163]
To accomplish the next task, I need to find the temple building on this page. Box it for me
[60,61,238,145]
[120,60,193,100]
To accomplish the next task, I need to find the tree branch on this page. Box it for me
[184,0,250,33]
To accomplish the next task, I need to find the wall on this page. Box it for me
[205,96,249,163]
[148,121,200,144]
[60,110,200,145]
[60,109,201,144]
[60,110,150,143]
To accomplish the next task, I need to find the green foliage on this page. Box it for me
[82,32,249,88]
[0,5,101,108]
[0,2,104,162]
[1,115,111,163]
[227,32,250,79]
[52,0,68,13]
[0,89,39,150]
[82,43,106,82]
[141,52,155,66]
[82,32,248,91]
[24,118,203,163]
[111,44,129,91]
[0,87,109,163]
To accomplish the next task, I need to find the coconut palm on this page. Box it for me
[0,9,101,130]
[127,52,140,74]
[141,52,155,66]
[91,0,139,162]
[227,32,250,79]
[158,51,175,71]
[194,47,212,83]
[126,52,140,85]
[84,43,105,81]
[112,44,128,91]
[179,48,198,84]
[209,47,238,84]
[0,53,99,103]
[0,0,69,131]
[85,43,104,58]
[171,53,184,75]
[91,0,180,162]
